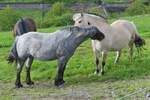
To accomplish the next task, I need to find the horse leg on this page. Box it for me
[101,51,108,75]
[129,42,134,62]
[114,50,121,64]
[25,56,34,85]
[94,50,101,75]
[55,57,69,87]
[15,60,25,88]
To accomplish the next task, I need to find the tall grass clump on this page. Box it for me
[125,0,150,16]
[42,2,73,28]
[87,7,104,16]
[0,6,21,31]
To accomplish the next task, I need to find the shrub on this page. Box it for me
[42,2,73,27]
[126,0,149,16]
[51,13,73,26]
[42,12,73,27]
[0,6,21,31]
[47,2,70,17]
[145,5,150,14]
[87,7,104,16]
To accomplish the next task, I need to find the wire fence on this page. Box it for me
[0,2,130,12]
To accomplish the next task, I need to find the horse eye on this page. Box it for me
[88,22,91,25]
[78,21,82,23]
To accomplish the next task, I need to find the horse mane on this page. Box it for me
[84,13,108,23]
[61,26,83,33]
[87,12,107,20]
[20,18,28,33]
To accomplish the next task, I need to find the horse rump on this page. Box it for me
[7,39,18,64]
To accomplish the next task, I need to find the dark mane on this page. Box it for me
[87,12,107,20]
[61,26,83,33]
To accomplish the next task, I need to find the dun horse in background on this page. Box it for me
[13,18,37,37]
[73,13,145,75]
[7,26,105,88]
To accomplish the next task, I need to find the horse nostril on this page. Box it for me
[88,22,91,25]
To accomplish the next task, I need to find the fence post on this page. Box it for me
[41,0,45,27]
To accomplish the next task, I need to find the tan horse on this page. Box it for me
[73,13,145,75]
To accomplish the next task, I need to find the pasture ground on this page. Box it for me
[0,14,150,99]
[0,78,150,100]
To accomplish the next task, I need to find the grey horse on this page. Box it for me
[7,26,105,88]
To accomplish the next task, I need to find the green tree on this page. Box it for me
[0,6,21,31]
[126,0,147,16]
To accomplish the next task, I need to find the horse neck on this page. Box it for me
[73,33,87,46]
[69,28,88,41]
[90,18,113,34]
[63,32,87,53]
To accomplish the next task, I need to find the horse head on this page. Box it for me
[73,13,85,27]
[73,13,107,27]
[73,13,105,41]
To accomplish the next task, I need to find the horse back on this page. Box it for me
[106,20,135,49]
[111,20,135,34]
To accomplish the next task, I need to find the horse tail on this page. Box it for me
[134,34,145,48]
[131,22,145,48]
[7,38,18,64]
[16,18,27,36]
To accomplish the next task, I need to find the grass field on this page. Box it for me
[0,14,150,99]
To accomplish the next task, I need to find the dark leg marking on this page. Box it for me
[101,61,105,75]
[26,57,34,85]
[15,60,25,88]
[55,57,68,87]
[96,58,100,73]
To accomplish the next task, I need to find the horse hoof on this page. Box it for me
[94,71,101,76]
[26,81,34,85]
[57,83,65,88]
[15,84,23,88]
[55,80,65,87]
[114,62,117,64]
[101,71,104,75]
[94,71,97,75]
[94,69,100,75]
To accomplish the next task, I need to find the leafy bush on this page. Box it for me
[145,5,150,14]
[42,2,73,27]
[126,0,150,16]
[87,7,104,16]
[42,13,73,27]
[0,6,21,31]
[47,2,70,17]
[49,2,64,16]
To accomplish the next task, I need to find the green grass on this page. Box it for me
[0,14,150,99]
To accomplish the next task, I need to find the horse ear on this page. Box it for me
[73,13,83,21]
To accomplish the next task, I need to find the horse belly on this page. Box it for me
[111,35,130,50]
[33,48,57,61]
[111,42,128,51]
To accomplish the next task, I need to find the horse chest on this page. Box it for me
[56,41,76,56]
